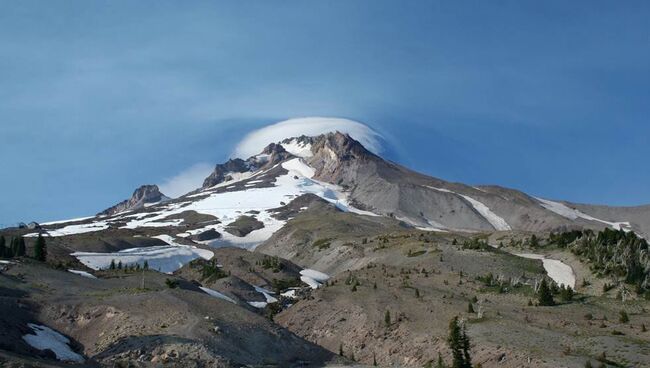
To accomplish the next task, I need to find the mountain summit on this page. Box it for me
[35,131,649,244]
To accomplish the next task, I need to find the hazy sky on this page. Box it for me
[1,1,649,226]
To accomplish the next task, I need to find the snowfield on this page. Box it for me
[281,138,313,158]
[67,269,97,279]
[300,269,330,289]
[46,157,375,255]
[515,253,576,288]
[22,324,84,363]
[199,286,237,304]
[427,186,511,231]
[536,197,632,232]
[72,235,213,273]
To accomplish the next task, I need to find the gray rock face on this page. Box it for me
[98,185,170,217]
[195,131,650,237]
[201,144,292,189]
[190,228,221,242]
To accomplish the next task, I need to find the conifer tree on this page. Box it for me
[460,323,472,368]
[15,237,26,257]
[537,278,555,306]
[448,317,464,368]
[34,234,47,262]
[619,310,629,323]
[384,310,391,327]
[0,235,5,258]
[448,317,472,368]
[467,302,475,314]
[436,353,446,368]
[144,260,149,270]
[109,259,116,270]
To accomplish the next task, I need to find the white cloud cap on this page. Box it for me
[159,163,214,198]
[232,117,382,159]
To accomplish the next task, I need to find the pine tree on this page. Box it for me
[460,323,472,368]
[144,260,149,270]
[109,259,116,270]
[339,343,343,356]
[415,288,420,298]
[448,317,465,368]
[619,310,629,323]
[373,353,377,366]
[0,235,5,258]
[384,310,391,327]
[117,260,123,270]
[11,237,20,257]
[467,302,475,314]
[436,353,446,368]
[34,234,47,262]
[537,278,555,306]
[559,285,574,302]
[15,237,26,257]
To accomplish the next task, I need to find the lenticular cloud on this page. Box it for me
[232,117,383,159]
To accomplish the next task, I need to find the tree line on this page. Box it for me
[0,234,46,262]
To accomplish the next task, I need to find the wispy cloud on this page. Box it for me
[158,163,214,198]
[232,117,383,158]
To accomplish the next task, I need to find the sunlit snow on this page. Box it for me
[72,235,213,273]
[515,253,576,288]
[536,197,632,232]
[22,324,84,363]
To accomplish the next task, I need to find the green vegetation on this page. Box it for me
[257,256,284,272]
[537,278,555,306]
[34,234,47,262]
[2,236,27,258]
[462,238,489,251]
[271,277,302,293]
[550,228,650,291]
[407,249,426,257]
[201,259,228,281]
[447,316,472,368]
[312,238,332,250]
[165,278,179,288]
[619,310,629,323]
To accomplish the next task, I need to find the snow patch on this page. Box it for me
[427,186,511,231]
[199,287,237,304]
[300,269,330,289]
[67,269,97,279]
[281,138,313,158]
[72,235,213,273]
[536,197,632,232]
[254,285,278,303]
[22,324,84,363]
[515,253,576,288]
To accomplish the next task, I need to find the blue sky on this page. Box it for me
[1,1,649,226]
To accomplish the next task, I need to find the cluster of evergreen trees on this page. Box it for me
[108,259,149,271]
[257,256,283,272]
[536,278,574,306]
[551,228,650,291]
[0,234,46,262]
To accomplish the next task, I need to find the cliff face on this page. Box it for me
[98,184,169,216]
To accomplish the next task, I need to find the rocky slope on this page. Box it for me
[98,185,170,217]
[3,128,650,367]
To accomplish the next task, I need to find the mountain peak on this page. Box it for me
[98,184,170,216]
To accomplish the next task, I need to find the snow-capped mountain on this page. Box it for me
[30,130,649,261]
